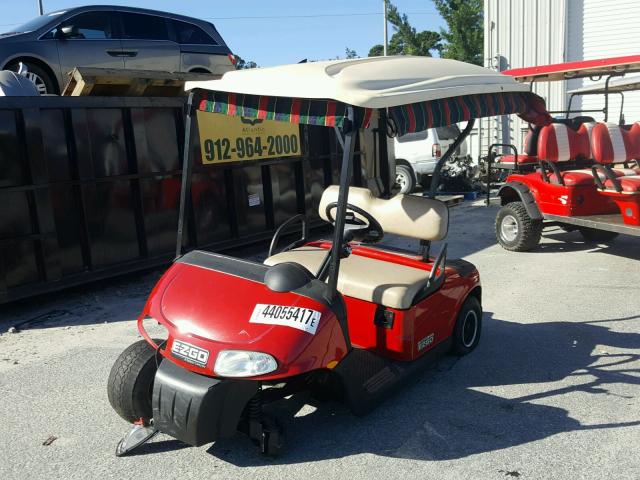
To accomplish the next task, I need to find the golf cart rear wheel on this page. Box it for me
[579,227,618,242]
[451,296,482,355]
[107,339,162,423]
[495,201,542,251]
[395,164,416,194]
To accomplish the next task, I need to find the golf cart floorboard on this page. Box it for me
[333,339,452,416]
[544,213,640,236]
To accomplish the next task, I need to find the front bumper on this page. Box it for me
[152,360,259,446]
[411,160,437,175]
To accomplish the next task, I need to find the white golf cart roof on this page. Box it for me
[567,75,640,94]
[185,56,529,108]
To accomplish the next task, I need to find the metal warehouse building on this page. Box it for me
[471,0,640,160]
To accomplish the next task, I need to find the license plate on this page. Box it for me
[171,339,209,367]
[249,304,321,334]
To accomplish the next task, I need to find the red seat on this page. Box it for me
[499,154,538,165]
[591,122,635,164]
[498,128,540,165]
[548,170,596,186]
[538,123,594,185]
[604,176,640,192]
[537,123,590,163]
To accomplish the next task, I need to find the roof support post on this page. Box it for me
[175,90,196,259]
[327,107,355,301]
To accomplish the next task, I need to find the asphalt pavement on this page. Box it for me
[1,201,638,480]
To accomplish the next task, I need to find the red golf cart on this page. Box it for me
[489,55,640,251]
[106,56,548,456]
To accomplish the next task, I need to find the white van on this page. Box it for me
[394,124,467,193]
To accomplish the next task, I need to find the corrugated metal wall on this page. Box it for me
[477,0,640,161]
[474,0,567,161]
[566,0,640,123]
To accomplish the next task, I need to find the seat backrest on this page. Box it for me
[590,122,634,165]
[537,123,590,162]
[578,121,597,146]
[319,186,448,241]
[629,122,640,159]
[522,126,542,156]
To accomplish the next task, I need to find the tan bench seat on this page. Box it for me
[265,246,432,309]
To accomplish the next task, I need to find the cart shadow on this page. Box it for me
[535,230,640,259]
[207,311,640,465]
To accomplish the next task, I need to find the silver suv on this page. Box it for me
[0,5,235,94]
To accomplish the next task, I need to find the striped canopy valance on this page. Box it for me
[194,90,549,135]
[388,91,549,136]
[195,90,373,130]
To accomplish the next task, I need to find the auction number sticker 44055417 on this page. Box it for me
[196,111,301,164]
[250,304,321,334]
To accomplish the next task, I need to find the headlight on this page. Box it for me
[213,350,277,377]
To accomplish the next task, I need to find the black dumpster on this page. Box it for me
[0,96,388,304]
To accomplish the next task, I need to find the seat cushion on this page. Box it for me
[265,246,432,309]
[549,170,596,186]
[604,176,640,193]
[549,168,638,187]
[499,154,538,165]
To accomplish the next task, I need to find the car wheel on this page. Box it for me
[579,227,618,242]
[7,61,57,95]
[451,295,482,355]
[495,201,543,251]
[107,340,162,423]
[395,164,416,194]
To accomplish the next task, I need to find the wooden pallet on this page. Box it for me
[62,67,218,97]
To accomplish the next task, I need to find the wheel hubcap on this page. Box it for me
[500,214,519,242]
[395,171,409,192]
[23,72,48,95]
[462,310,478,348]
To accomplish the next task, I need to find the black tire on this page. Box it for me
[7,61,58,95]
[395,164,416,194]
[495,201,543,251]
[579,227,619,242]
[451,295,482,356]
[107,340,161,423]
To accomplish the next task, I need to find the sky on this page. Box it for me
[1,1,446,66]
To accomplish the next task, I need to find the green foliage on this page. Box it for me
[345,47,359,59]
[235,55,258,69]
[434,0,483,65]
[368,1,441,57]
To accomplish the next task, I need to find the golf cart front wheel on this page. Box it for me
[451,295,482,355]
[108,339,162,423]
[579,227,618,242]
[495,201,542,251]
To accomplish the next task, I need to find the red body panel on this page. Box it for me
[506,173,618,216]
[138,243,480,379]
[139,263,348,381]
[305,242,480,361]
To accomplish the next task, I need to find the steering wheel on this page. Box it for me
[325,202,384,244]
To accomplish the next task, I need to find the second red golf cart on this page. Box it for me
[489,55,640,251]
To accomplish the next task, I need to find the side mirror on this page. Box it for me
[55,25,77,39]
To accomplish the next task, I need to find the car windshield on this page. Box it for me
[5,11,65,34]
[435,125,461,140]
